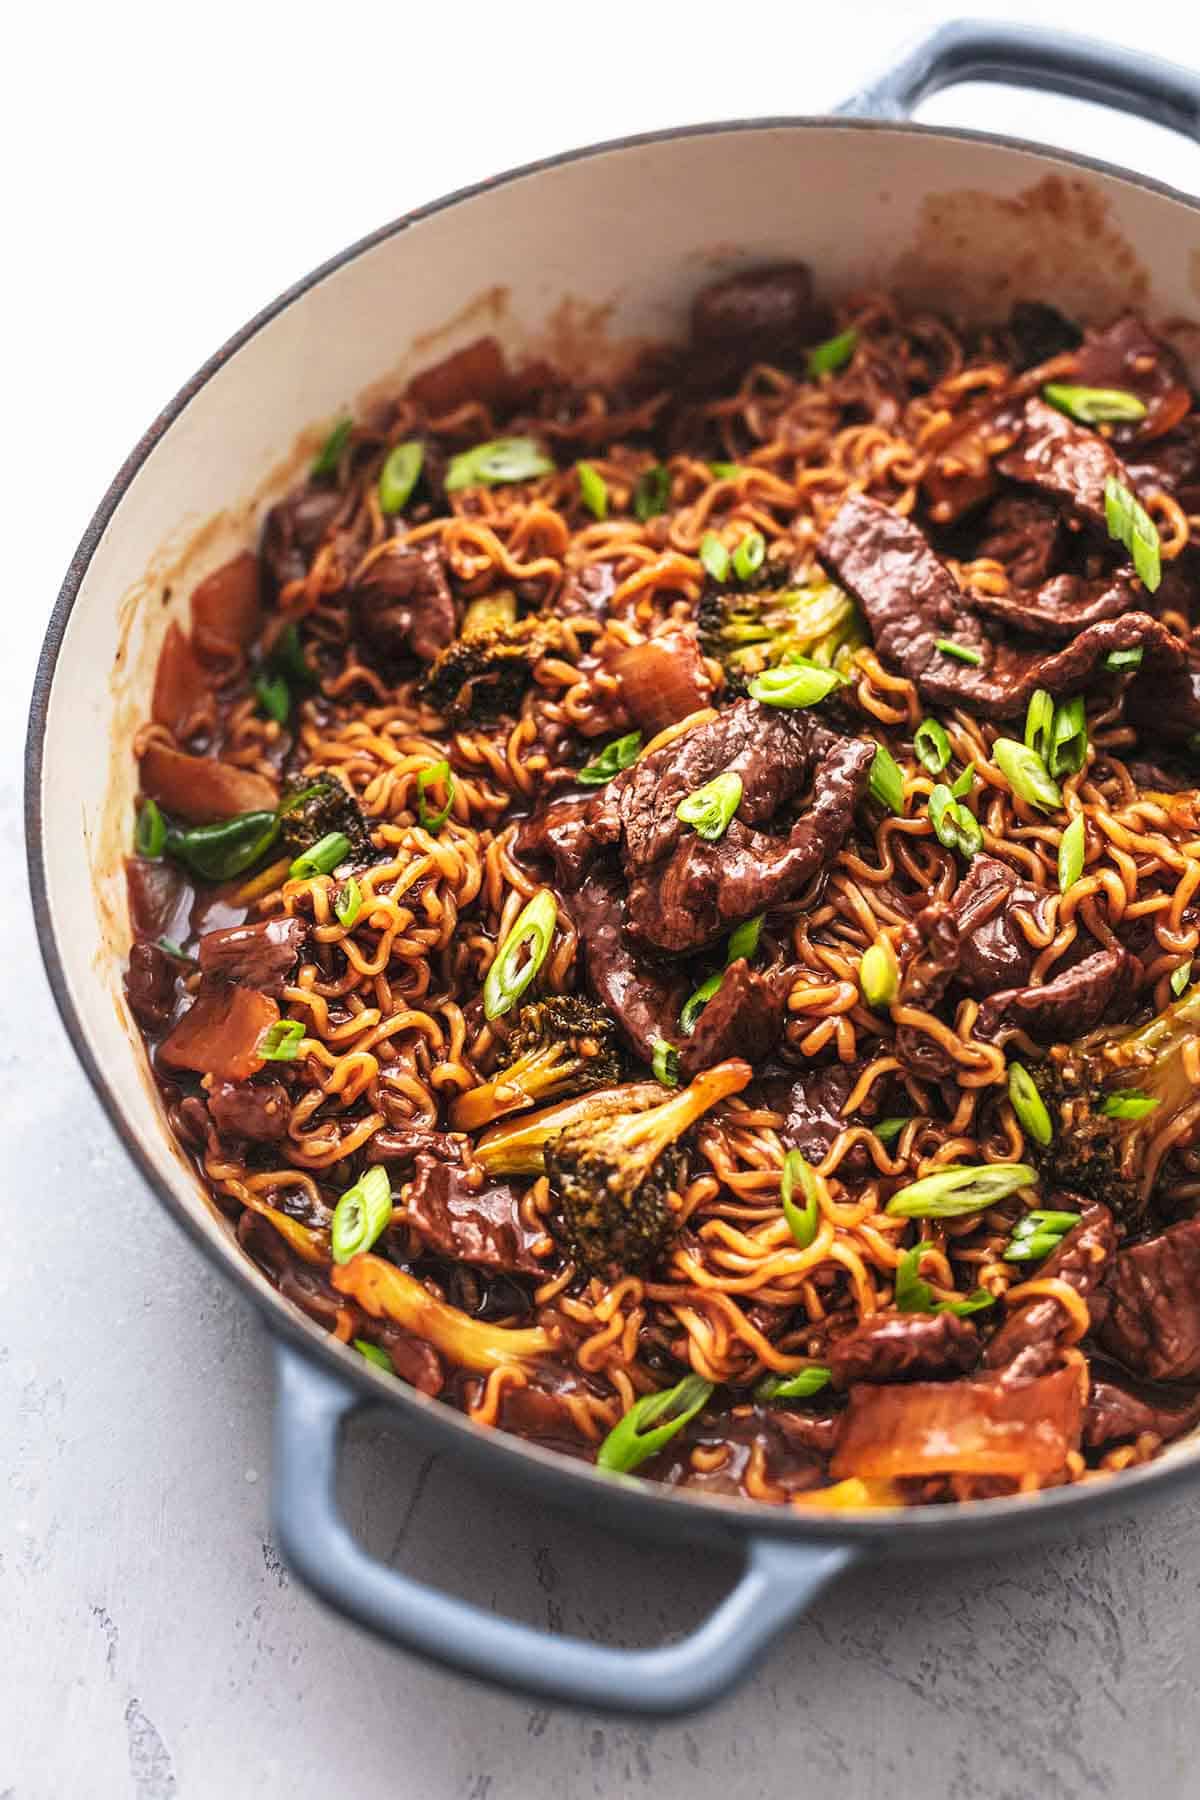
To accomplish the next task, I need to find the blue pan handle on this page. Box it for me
[838,17,1200,142]
[271,1342,859,1715]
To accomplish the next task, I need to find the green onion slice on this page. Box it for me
[676,771,743,842]
[254,671,291,725]
[156,937,195,963]
[679,916,763,1035]
[950,762,976,800]
[135,798,167,859]
[913,718,953,775]
[651,1038,681,1086]
[1048,695,1087,780]
[781,1150,821,1249]
[1004,1208,1079,1264]
[727,913,764,962]
[577,731,642,786]
[166,811,280,882]
[992,737,1062,813]
[1104,475,1162,592]
[807,327,858,377]
[755,1366,832,1402]
[445,437,555,493]
[748,661,842,709]
[935,638,984,667]
[679,971,723,1035]
[577,461,608,521]
[699,531,730,583]
[874,1117,910,1147]
[1058,812,1086,894]
[709,462,741,481]
[417,759,455,833]
[894,1245,996,1317]
[289,831,351,881]
[379,440,424,514]
[1171,958,1194,999]
[596,1374,714,1474]
[1024,689,1054,764]
[1043,382,1148,424]
[269,620,316,690]
[335,877,364,929]
[1105,645,1144,673]
[885,1162,1037,1219]
[1099,1091,1160,1120]
[1007,1062,1053,1148]
[860,938,899,1011]
[354,1339,394,1372]
[633,463,670,521]
[869,743,905,815]
[731,531,766,581]
[258,1019,306,1062]
[312,416,352,478]
[483,890,558,1021]
[330,1165,393,1265]
[928,784,983,860]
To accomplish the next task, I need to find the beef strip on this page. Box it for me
[350,542,456,664]
[1084,1360,1200,1449]
[675,957,795,1082]
[827,1311,980,1389]
[237,1210,346,1335]
[948,854,1045,995]
[690,263,820,357]
[1126,416,1200,510]
[261,489,343,595]
[759,1061,877,1170]
[197,917,307,996]
[974,945,1134,1045]
[1099,1216,1200,1381]
[818,492,1187,716]
[1126,666,1200,748]
[559,562,617,619]
[1071,313,1193,445]
[207,1078,291,1142]
[365,1125,463,1167]
[125,941,177,1034]
[515,794,609,887]
[985,1200,1115,1371]
[1007,300,1083,371]
[995,396,1125,531]
[977,494,1063,590]
[368,1324,445,1396]
[971,569,1138,639]
[564,872,688,1063]
[893,903,961,1080]
[404,1154,548,1276]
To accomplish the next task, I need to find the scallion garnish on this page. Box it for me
[992,737,1062,813]
[935,638,984,666]
[807,327,858,377]
[731,531,766,582]
[354,1339,394,1373]
[699,531,730,583]
[651,1038,680,1087]
[330,1165,393,1265]
[417,759,455,833]
[1104,475,1161,591]
[633,463,670,521]
[709,462,741,481]
[1024,689,1054,765]
[727,913,764,962]
[1099,1091,1160,1120]
[1105,645,1144,673]
[874,1117,909,1147]
[913,718,952,775]
[269,620,316,691]
[596,1374,713,1474]
[135,798,167,859]
[869,743,905,815]
[258,1019,306,1062]
[780,1150,820,1249]
[885,1162,1037,1218]
[577,461,608,520]
[679,973,723,1037]
[1172,958,1194,998]
[950,762,976,800]
[748,661,842,709]
[859,938,899,1011]
[1004,1208,1080,1264]
[335,877,364,929]
[894,1244,995,1317]
[379,440,424,514]
[289,831,351,881]
[577,731,642,786]
[1007,1062,1053,1147]
[445,437,555,493]
[1058,812,1086,893]
[254,671,291,725]
[156,937,194,963]
[1048,695,1087,780]
[311,416,353,478]
[928,783,983,860]
[483,890,558,1021]
[755,1366,832,1402]
[679,915,764,1034]
[166,811,280,882]
[676,771,743,842]
[1043,383,1147,424]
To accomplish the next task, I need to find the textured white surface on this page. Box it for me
[8,2,1200,1795]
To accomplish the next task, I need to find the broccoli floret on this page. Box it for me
[698,579,865,680]
[1036,986,1200,1213]
[278,771,374,859]
[420,614,565,721]
[452,997,622,1132]
[545,1061,752,1277]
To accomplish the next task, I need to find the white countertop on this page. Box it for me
[8,3,1200,1794]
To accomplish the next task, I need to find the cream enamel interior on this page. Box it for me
[35,121,1200,1436]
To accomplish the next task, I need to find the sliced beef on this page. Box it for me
[350,542,456,664]
[404,1154,547,1276]
[566,872,688,1064]
[499,1382,591,1454]
[690,263,819,356]
[368,1325,445,1396]
[1071,313,1192,445]
[237,1209,346,1335]
[894,903,961,1080]
[365,1126,463,1167]
[831,1361,1084,1479]
[515,794,609,888]
[1083,1361,1200,1449]
[1127,415,1200,510]
[1099,1216,1200,1381]
[559,562,617,619]
[1007,300,1082,371]
[197,917,307,996]
[675,957,795,1082]
[948,854,1045,995]
[976,494,1063,590]
[1127,666,1200,748]
[207,1078,291,1142]
[126,857,192,944]
[827,1311,979,1389]
[971,569,1137,640]
[974,946,1134,1045]
[995,396,1124,532]
[759,1061,877,1169]
[818,492,1187,716]
[985,1200,1115,1371]
[125,941,177,1034]
[261,488,343,595]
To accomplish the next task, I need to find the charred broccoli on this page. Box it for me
[1036,986,1200,1212]
[452,996,622,1132]
[698,579,865,680]
[278,771,374,859]
[545,1060,752,1277]
[420,609,565,721]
